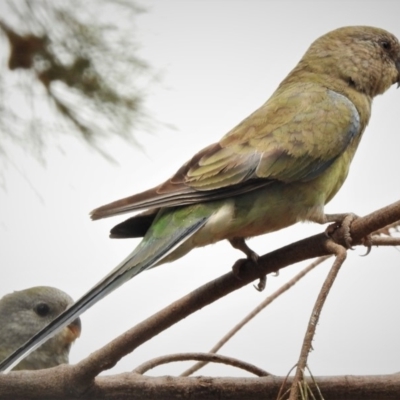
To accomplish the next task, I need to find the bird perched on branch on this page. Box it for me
[0,286,81,371]
[1,25,399,372]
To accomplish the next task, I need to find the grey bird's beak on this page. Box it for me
[65,317,82,343]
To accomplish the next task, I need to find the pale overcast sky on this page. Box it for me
[1,0,400,377]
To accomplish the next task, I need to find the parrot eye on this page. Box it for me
[380,40,391,51]
[34,303,51,317]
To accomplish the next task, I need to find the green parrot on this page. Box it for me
[0,286,81,370]
[1,25,399,372]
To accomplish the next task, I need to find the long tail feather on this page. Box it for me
[0,216,208,372]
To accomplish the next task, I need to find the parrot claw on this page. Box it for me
[360,235,373,256]
[324,213,358,249]
[341,213,358,248]
[254,275,267,292]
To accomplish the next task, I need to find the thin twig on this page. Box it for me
[180,256,331,377]
[370,236,400,246]
[371,220,400,236]
[276,364,297,400]
[289,240,347,400]
[133,352,271,377]
[306,365,325,399]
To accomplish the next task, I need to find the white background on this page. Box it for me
[1,0,400,377]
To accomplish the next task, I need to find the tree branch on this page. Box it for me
[1,199,400,399]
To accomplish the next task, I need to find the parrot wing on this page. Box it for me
[91,85,360,221]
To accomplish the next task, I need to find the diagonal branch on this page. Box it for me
[343,200,400,245]
[289,241,347,400]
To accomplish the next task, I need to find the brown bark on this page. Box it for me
[1,371,400,400]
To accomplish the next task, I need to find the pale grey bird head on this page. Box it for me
[0,286,81,371]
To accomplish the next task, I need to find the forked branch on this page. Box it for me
[181,256,332,377]
[0,200,399,399]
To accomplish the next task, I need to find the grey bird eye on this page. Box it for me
[34,303,51,317]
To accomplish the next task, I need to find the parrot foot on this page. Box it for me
[324,212,357,248]
[231,258,267,292]
[229,237,266,292]
[324,213,373,254]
